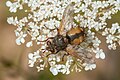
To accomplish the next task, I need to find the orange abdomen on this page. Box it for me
[66,27,85,45]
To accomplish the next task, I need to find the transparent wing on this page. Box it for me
[58,3,75,35]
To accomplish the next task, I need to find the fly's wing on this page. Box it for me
[58,3,75,36]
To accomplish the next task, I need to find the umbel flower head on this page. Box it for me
[6,0,120,75]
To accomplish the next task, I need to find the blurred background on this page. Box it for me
[0,0,120,80]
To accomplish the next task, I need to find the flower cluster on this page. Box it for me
[102,23,120,50]
[6,0,120,75]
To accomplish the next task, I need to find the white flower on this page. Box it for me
[33,50,41,58]
[7,17,14,24]
[118,28,120,33]
[37,65,44,72]
[37,35,47,41]
[106,35,114,44]
[16,37,25,45]
[28,22,39,31]
[7,17,18,25]
[28,51,41,67]
[28,53,36,67]
[83,63,96,71]
[50,64,70,75]
[94,48,105,59]
[102,28,109,36]
[49,61,56,67]
[6,1,20,13]
[27,0,41,10]
[42,29,50,34]
[56,56,61,62]
[86,30,95,43]
[59,65,70,74]
[117,0,120,3]
[108,43,117,50]
[50,65,59,76]
[92,37,101,47]
[15,32,27,45]
[6,1,12,7]
[48,54,56,61]
[110,23,119,34]
[26,41,33,47]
